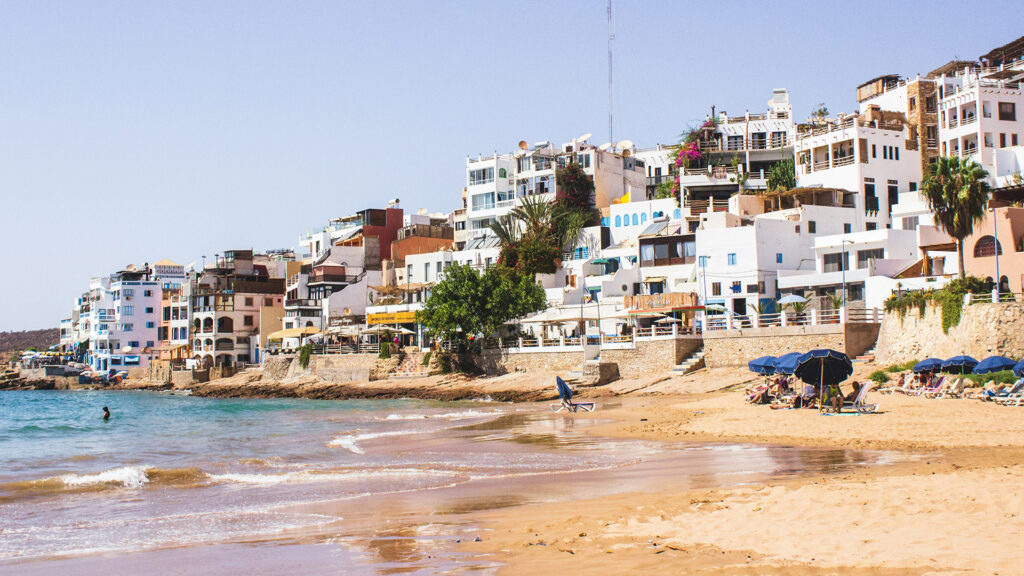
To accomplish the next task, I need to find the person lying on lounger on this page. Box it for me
[831,381,861,413]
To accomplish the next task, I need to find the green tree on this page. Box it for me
[921,156,991,278]
[416,264,546,344]
[766,159,796,193]
[555,161,596,212]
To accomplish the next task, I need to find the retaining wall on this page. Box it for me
[703,324,879,368]
[875,302,1024,364]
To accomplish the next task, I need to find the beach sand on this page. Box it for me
[468,372,1024,575]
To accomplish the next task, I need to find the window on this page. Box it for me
[699,256,709,268]
[423,263,430,280]
[866,222,877,231]
[871,144,876,158]
[864,178,876,200]
[857,248,885,269]
[128,341,139,348]
[882,146,888,160]
[822,252,848,273]
[731,281,742,293]
[925,96,936,113]
[124,289,135,298]
[909,182,917,192]
[143,290,152,297]
[974,235,1003,257]
[999,102,1016,121]
[909,96,916,112]
[632,214,639,226]
[673,209,681,219]
[163,307,171,321]
[1000,133,1007,148]
[776,253,783,264]
[244,315,254,326]
[264,298,273,306]
[711,282,721,296]
[145,321,155,329]
[122,323,134,332]
[849,283,864,302]
[888,179,899,207]
[727,135,743,150]
[654,244,669,260]
[245,297,253,306]
[615,215,621,227]
[145,307,154,314]
[123,306,134,316]
[498,167,507,178]
[146,341,154,348]
[436,261,443,276]
[808,221,816,233]
[727,253,737,266]
[894,147,899,161]
[469,167,494,185]
[746,284,758,293]
[640,213,647,224]
[902,216,919,230]
[1014,134,1020,146]
[844,223,852,233]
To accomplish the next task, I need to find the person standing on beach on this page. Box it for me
[102,407,110,421]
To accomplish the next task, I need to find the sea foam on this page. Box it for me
[59,466,151,489]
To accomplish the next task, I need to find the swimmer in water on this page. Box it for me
[102,406,110,421]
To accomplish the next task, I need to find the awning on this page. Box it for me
[267,326,321,340]
[644,276,667,283]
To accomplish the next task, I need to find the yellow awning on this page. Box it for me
[267,326,320,340]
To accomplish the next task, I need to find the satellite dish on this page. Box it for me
[577,133,592,142]
[619,139,634,150]
[185,262,196,270]
[622,149,632,157]
[121,345,132,354]
[533,140,550,149]
[597,143,612,151]
[518,140,529,150]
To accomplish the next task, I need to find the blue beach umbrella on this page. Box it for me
[973,355,1017,375]
[912,358,944,373]
[942,355,979,374]
[793,349,853,411]
[1013,359,1024,378]
[773,352,804,375]
[748,356,776,375]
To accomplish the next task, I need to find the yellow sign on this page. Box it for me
[367,311,417,325]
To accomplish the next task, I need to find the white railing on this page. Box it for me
[832,155,855,167]
[703,307,880,332]
[966,291,1024,305]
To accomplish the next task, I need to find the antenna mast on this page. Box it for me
[607,0,614,148]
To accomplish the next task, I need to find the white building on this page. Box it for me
[85,267,162,371]
[794,110,923,230]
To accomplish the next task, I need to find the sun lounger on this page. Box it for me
[838,382,879,414]
[908,377,944,397]
[978,380,1024,402]
[551,377,595,413]
[925,377,957,398]
[937,378,967,399]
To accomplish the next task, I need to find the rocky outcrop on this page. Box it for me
[876,302,1024,364]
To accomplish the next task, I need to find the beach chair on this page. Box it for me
[910,376,944,397]
[924,377,956,398]
[551,377,595,413]
[937,378,967,399]
[978,380,1024,402]
[839,382,879,414]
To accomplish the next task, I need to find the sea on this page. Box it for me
[0,390,897,574]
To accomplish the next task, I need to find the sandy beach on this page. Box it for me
[465,366,1024,575]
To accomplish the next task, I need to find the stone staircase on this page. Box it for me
[671,345,705,375]
[853,344,877,363]
[389,352,432,378]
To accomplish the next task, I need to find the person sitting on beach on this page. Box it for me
[102,407,110,421]
[831,381,861,413]
[792,384,817,408]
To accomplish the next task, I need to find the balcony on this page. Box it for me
[285,298,320,308]
[963,145,978,156]
[832,155,855,167]
[308,274,357,285]
[961,115,977,126]
[927,138,938,149]
[624,292,700,311]
[948,118,958,128]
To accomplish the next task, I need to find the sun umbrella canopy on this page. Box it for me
[748,356,776,375]
[912,358,944,373]
[973,355,1017,375]
[773,352,804,375]
[778,294,806,305]
[793,349,853,387]
[942,355,979,374]
[1013,359,1024,378]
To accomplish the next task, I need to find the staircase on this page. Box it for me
[390,352,432,378]
[853,343,877,363]
[671,345,705,375]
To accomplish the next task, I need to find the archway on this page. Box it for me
[217,317,234,333]
[202,317,213,333]
[973,235,1002,257]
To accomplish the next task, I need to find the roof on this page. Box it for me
[927,59,979,78]
[153,259,181,267]
[267,326,320,340]
[980,35,1024,65]
[856,74,900,90]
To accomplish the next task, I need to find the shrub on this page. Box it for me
[436,353,453,374]
[868,370,890,384]
[421,351,432,366]
[378,341,391,360]
[885,360,917,373]
[298,344,313,369]
[963,370,1017,387]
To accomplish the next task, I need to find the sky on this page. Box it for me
[1,0,1020,331]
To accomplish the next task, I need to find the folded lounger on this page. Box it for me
[552,376,596,413]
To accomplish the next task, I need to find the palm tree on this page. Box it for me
[827,293,844,310]
[921,156,991,278]
[507,195,554,239]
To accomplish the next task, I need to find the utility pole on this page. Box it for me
[607,0,614,147]
[994,206,1001,300]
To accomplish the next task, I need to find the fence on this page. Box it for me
[703,307,879,332]
[475,324,697,354]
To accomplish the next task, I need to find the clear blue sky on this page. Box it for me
[1,0,1019,331]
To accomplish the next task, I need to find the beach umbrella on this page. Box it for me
[942,355,979,374]
[912,358,944,373]
[1013,359,1024,378]
[777,294,806,305]
[973,355,1017,375]
[773,352,804,375]
[748,356,776,375]
[793,349,853,411]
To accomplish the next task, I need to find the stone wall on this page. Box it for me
[602,338,702,379]
[876,302,1024,364]
[263,353,379,383]
[475,349,581,375]
[703,324,879,368]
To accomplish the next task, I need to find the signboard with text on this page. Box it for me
[367,311,417,325]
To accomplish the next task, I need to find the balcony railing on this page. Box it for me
[285,298,320,308]
[308,274,357,284]
[813,159,830,171]
[948,118,958,128]
[961,115,977,125]
[927,137,938,148]
[963,145,978,156]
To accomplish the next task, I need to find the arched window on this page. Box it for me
[673,209,681,220]
[615,215,621,227]
[632,214,639,226]
[973,235,1002,257]
[641,213,648,224]
[498,168,507,178]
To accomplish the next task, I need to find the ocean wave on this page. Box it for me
[0,466,208,498]
[382,409,504,421]
[207,467,448,485]
[59,466,152,488]
[327,430,418,453]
